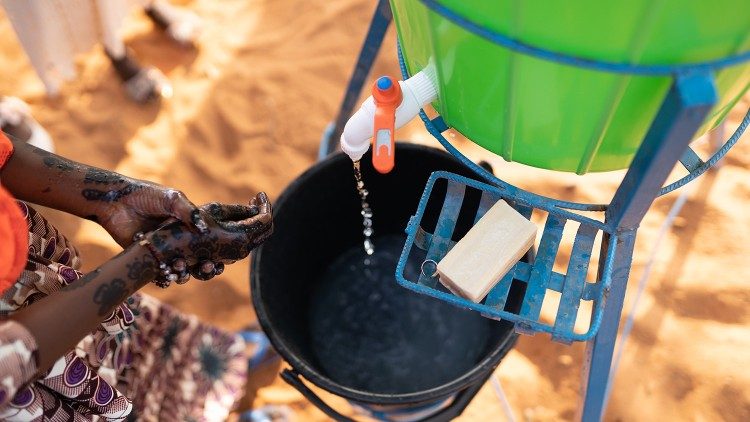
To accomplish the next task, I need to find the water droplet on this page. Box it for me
[361,209,373,218]
[364,239,374,255]
[363,219,372,228]
[363,228,373,237]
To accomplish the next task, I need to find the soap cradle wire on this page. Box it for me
[395,171,618,344]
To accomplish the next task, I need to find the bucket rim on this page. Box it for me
[250,143,520,404]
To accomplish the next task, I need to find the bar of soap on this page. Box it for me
[437,200,536,303]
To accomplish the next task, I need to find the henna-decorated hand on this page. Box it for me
[90,174,209,248]
[147,192,273,281]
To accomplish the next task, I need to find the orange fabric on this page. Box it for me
[0,131,13,167]
[0,132,27,293]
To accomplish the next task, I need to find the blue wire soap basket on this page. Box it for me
[392,103,748,345]
[396,171,617,344]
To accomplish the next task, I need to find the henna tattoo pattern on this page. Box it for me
[64,247,127,292]
[63,268,100,291]
[32,145,77,172]
[80,167,143,202]
[169,223,184,240]
[188,234,220,261]
[82,184,142,202]
[126,254,158,281]
[43,155,76,172]
[217,237,249,261]
[149,230,186,259]
[93,278,130,316]
[150,230,170,250]
[83,169,125,185]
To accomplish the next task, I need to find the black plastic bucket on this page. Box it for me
[251,143,523,421]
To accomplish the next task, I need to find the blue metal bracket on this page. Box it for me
[679,147,704,173]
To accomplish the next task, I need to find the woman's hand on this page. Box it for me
[92,177,209,248]
[147,192,273,280]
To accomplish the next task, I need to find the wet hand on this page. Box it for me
[94,178,208,248]
[147,192,273,281]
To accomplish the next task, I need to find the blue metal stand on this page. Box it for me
[324,1,748,421]
[579,72,717,421]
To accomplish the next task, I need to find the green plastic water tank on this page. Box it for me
[391,0,750,173]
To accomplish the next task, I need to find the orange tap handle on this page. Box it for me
[372,76,402,174]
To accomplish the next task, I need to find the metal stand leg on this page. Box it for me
[606,71,718,230]
[578,231,636,422]
[319,0,393,159]
[579,71,718,421]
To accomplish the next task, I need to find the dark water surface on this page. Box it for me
[309,235,494,394]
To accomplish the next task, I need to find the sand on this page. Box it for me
[1,1,749,420]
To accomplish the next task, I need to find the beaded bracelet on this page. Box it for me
[133,232,179,288]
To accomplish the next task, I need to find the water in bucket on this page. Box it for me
[309,234,490,393]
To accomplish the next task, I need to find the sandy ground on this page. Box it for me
[1,1,749,420]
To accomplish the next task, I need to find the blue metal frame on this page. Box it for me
[578,230,636,421]
[606,72,718,230]
[324,1,749,421]
[578,72,717,421]
[659,107,749,196]
[395,171,618,342]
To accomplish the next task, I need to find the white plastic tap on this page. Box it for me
[340,68,438,164]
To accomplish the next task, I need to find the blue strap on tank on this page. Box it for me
[419,0,750,76]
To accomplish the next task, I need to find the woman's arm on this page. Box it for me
[1,136,118,219]
[8,194,273,375]
[0,137,206,246]
[9,242,158,373]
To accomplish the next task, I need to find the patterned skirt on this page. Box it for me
[0,203,247,421]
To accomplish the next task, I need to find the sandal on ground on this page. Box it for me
[145,1,203,48]
[107,50,173,103]
[240,405,293,422]
[123,67,172,103]
[239,323,281,372]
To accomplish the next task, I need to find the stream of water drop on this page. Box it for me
[353,160,374,255]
